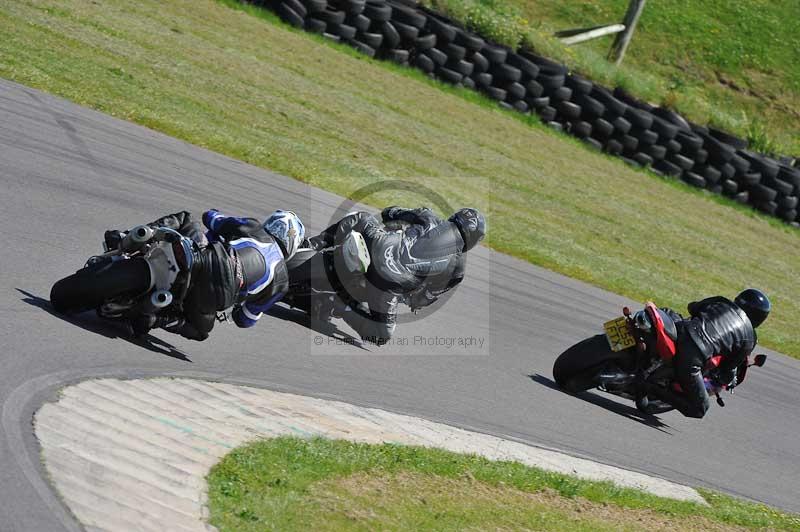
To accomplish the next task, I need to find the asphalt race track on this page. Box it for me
[1,78,799,530]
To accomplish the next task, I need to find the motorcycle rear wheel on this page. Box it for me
[50,258,151,315]
[553,334,633,392]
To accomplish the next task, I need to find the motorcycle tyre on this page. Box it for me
[50,258,151,315]
[553,334,632,392]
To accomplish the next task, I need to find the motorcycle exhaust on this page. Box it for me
[137,290,173,319]
[150,290,173,309]
[121,225,154,251]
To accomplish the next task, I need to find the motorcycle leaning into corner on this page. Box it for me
[553,302,767,414]
[50,220,388,341]
[50,224,197,331]
[282,219,428,338]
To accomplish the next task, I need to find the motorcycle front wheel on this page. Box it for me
[50,258,151,315]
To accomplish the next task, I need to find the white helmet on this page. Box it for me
[263,210,305,260]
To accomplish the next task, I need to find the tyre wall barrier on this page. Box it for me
[258,0,800,226]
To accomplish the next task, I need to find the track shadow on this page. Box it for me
[17,289,192,362]
[267,303,370,352]
[528,374,672,433]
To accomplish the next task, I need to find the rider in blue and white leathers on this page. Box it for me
[203,209,303,331]
[110,209,304,341]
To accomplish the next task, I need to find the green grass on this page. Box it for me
[207,436,800,531]
[2,0,800,356]
[423,0,800,155]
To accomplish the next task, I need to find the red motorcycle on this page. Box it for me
[553,303,766,414]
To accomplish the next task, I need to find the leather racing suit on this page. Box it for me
[306,207,466,344]
[117,210,289,341]
[646,296,756,418]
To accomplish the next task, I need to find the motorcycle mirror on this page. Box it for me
[752,354,767,367]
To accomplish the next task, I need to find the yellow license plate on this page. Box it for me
[604,317,635,352]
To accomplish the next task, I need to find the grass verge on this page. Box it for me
[207,436,800,531]
[1,0,800,355]
[423,0,800,155]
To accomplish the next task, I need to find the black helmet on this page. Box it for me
[449,208,486,252]
[734,288,771,328]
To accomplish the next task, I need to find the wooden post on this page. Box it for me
[608,0,646,65]
[557,24,626,46]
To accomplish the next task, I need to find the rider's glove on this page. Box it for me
[715,367,737,389]
[707,368,737,392]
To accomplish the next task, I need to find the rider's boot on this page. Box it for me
[129,314,178,338]
[309,295,336,334]
[311,294,333,319]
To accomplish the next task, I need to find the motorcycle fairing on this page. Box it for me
[645,302,677,361]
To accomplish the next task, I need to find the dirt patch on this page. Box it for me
[716,70,800,121]
[311,471,745,531]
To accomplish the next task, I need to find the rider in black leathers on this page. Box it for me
[640,289,770,418]
[107,209,304,341]
[305,206,486,345]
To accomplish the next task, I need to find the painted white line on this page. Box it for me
[35,378,707,531]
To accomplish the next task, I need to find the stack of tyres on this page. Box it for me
[740,150,799,221]
[572,85,606,151]
[452,29,486,91]
[699,127,743,195]
[385,1,428,64]
[586,86,631,157]
[466,47,492,95]
[524,53,567,125]
[645,116,680,178]
[276,0,325,29]
[693,126,737,187]
[716,149,750,202]
[608,88,661,167]
[776,164,800,223]
[437,26,485,87]
[502,52,539,113]
[624,109,657,167]
[561,73,592,140]
[371,12,407,64]
[673,129,715,191]
[475,44,510,102]
[647,108,695,182]
[413,14,452,77]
